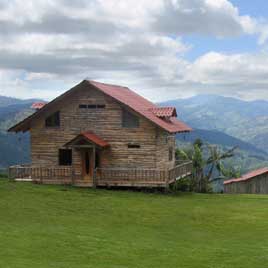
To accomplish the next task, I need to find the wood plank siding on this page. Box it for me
[8,80,192,187]
[30,83,175,181]
[224,173,268,194]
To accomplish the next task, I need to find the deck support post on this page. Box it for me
[92,146,96,188]
[71,167,75,185]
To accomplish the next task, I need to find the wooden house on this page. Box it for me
[8,80,192,188]
[224,168,268,194]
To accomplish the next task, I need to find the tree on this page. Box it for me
[176,139,238,193]
[206,145,237,184]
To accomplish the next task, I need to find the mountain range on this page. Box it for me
[0,96,39,169]
[1,94,268,173]
[161,95,268,154]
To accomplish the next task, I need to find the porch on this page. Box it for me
[8,160,193,188]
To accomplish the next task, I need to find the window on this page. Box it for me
[79,104,106,109]
[79,104,87,108]
[45,111,60,127]
[122,109,139,128]
[128,144,140,149]
[97,104,106,108]
[59,149,72,166]
[88,104,97,109]
[169,147,173,161]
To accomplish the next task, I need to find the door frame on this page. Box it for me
[81,146,96,183]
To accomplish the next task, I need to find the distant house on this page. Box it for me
[224,168,268,194]
[8,80,192,188]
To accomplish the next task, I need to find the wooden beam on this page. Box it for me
[92,146,96,188]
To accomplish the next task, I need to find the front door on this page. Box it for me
[82,149,93,182]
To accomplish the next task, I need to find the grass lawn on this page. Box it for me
[1,179,268,268]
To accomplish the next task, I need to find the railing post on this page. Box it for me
[71,167,75,185]
[165,169,170,190]
[40,167,43,184]
[93,168,97,188]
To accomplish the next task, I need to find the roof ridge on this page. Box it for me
[9,80,192,134]
[87,79,129,90]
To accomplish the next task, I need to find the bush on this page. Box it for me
[0,174,7,178]
[170,177,193,192]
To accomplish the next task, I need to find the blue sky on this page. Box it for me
[184,0,267,60]
[0,0,268,101]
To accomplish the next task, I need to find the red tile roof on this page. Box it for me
[65,131,109,148]
[82,131,109,148]
[224,167,268,185]
[149,107,177,117]
[88,80,191,133]
[31,102,47,109]
[8,80,192,133]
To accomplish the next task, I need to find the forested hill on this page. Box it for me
[161,95,268,154]
[0,96,40,168]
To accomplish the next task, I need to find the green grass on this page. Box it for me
[1,179,268,268]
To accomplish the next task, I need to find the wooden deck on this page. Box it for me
[9,161,192,188]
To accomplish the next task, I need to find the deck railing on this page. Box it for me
[9,165,72,184]
[168,161,193,184]
[9,161,193,187]
[95,168,168,187]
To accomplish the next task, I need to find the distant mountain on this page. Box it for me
[0,96,39,168]
[0,95,42,108]
[177,128,267,157]
[0,132,30,168]
[176,128,268,173]
[161,95,268,153]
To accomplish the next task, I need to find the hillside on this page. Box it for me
[1,179,268,268]
[177,128,267,156]
[0,96,38,168]
[161,95,268,153]
[177,129,268,173]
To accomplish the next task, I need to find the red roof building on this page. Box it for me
[31,102,47,110]
[224,168,268,185]
[9,80,191,134]
[224,167,268,194]
[8,80,193,188]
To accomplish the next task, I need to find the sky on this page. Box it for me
[0,0,268,102]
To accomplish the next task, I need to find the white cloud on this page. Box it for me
[0,0,268,101]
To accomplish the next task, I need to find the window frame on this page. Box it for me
[45,111,60,128]
[128,144,141,149]
[122,108,140,128]
[58,149,72,166]
[79,104,106,109]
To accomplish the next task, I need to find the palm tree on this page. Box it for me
[176,140,238,193]
[202,145,237,192]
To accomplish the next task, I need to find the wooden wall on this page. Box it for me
[224,174,268,194]
[30,83,175,177]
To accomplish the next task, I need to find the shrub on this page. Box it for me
[170,177,193,192]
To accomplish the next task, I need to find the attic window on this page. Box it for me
[45,111,60,127]
[79,104,87,108]
[79,104,106,109]
[88,104,97,109]
[122,109,139,128]
[128,144,140,149]
[97,104,106,108]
